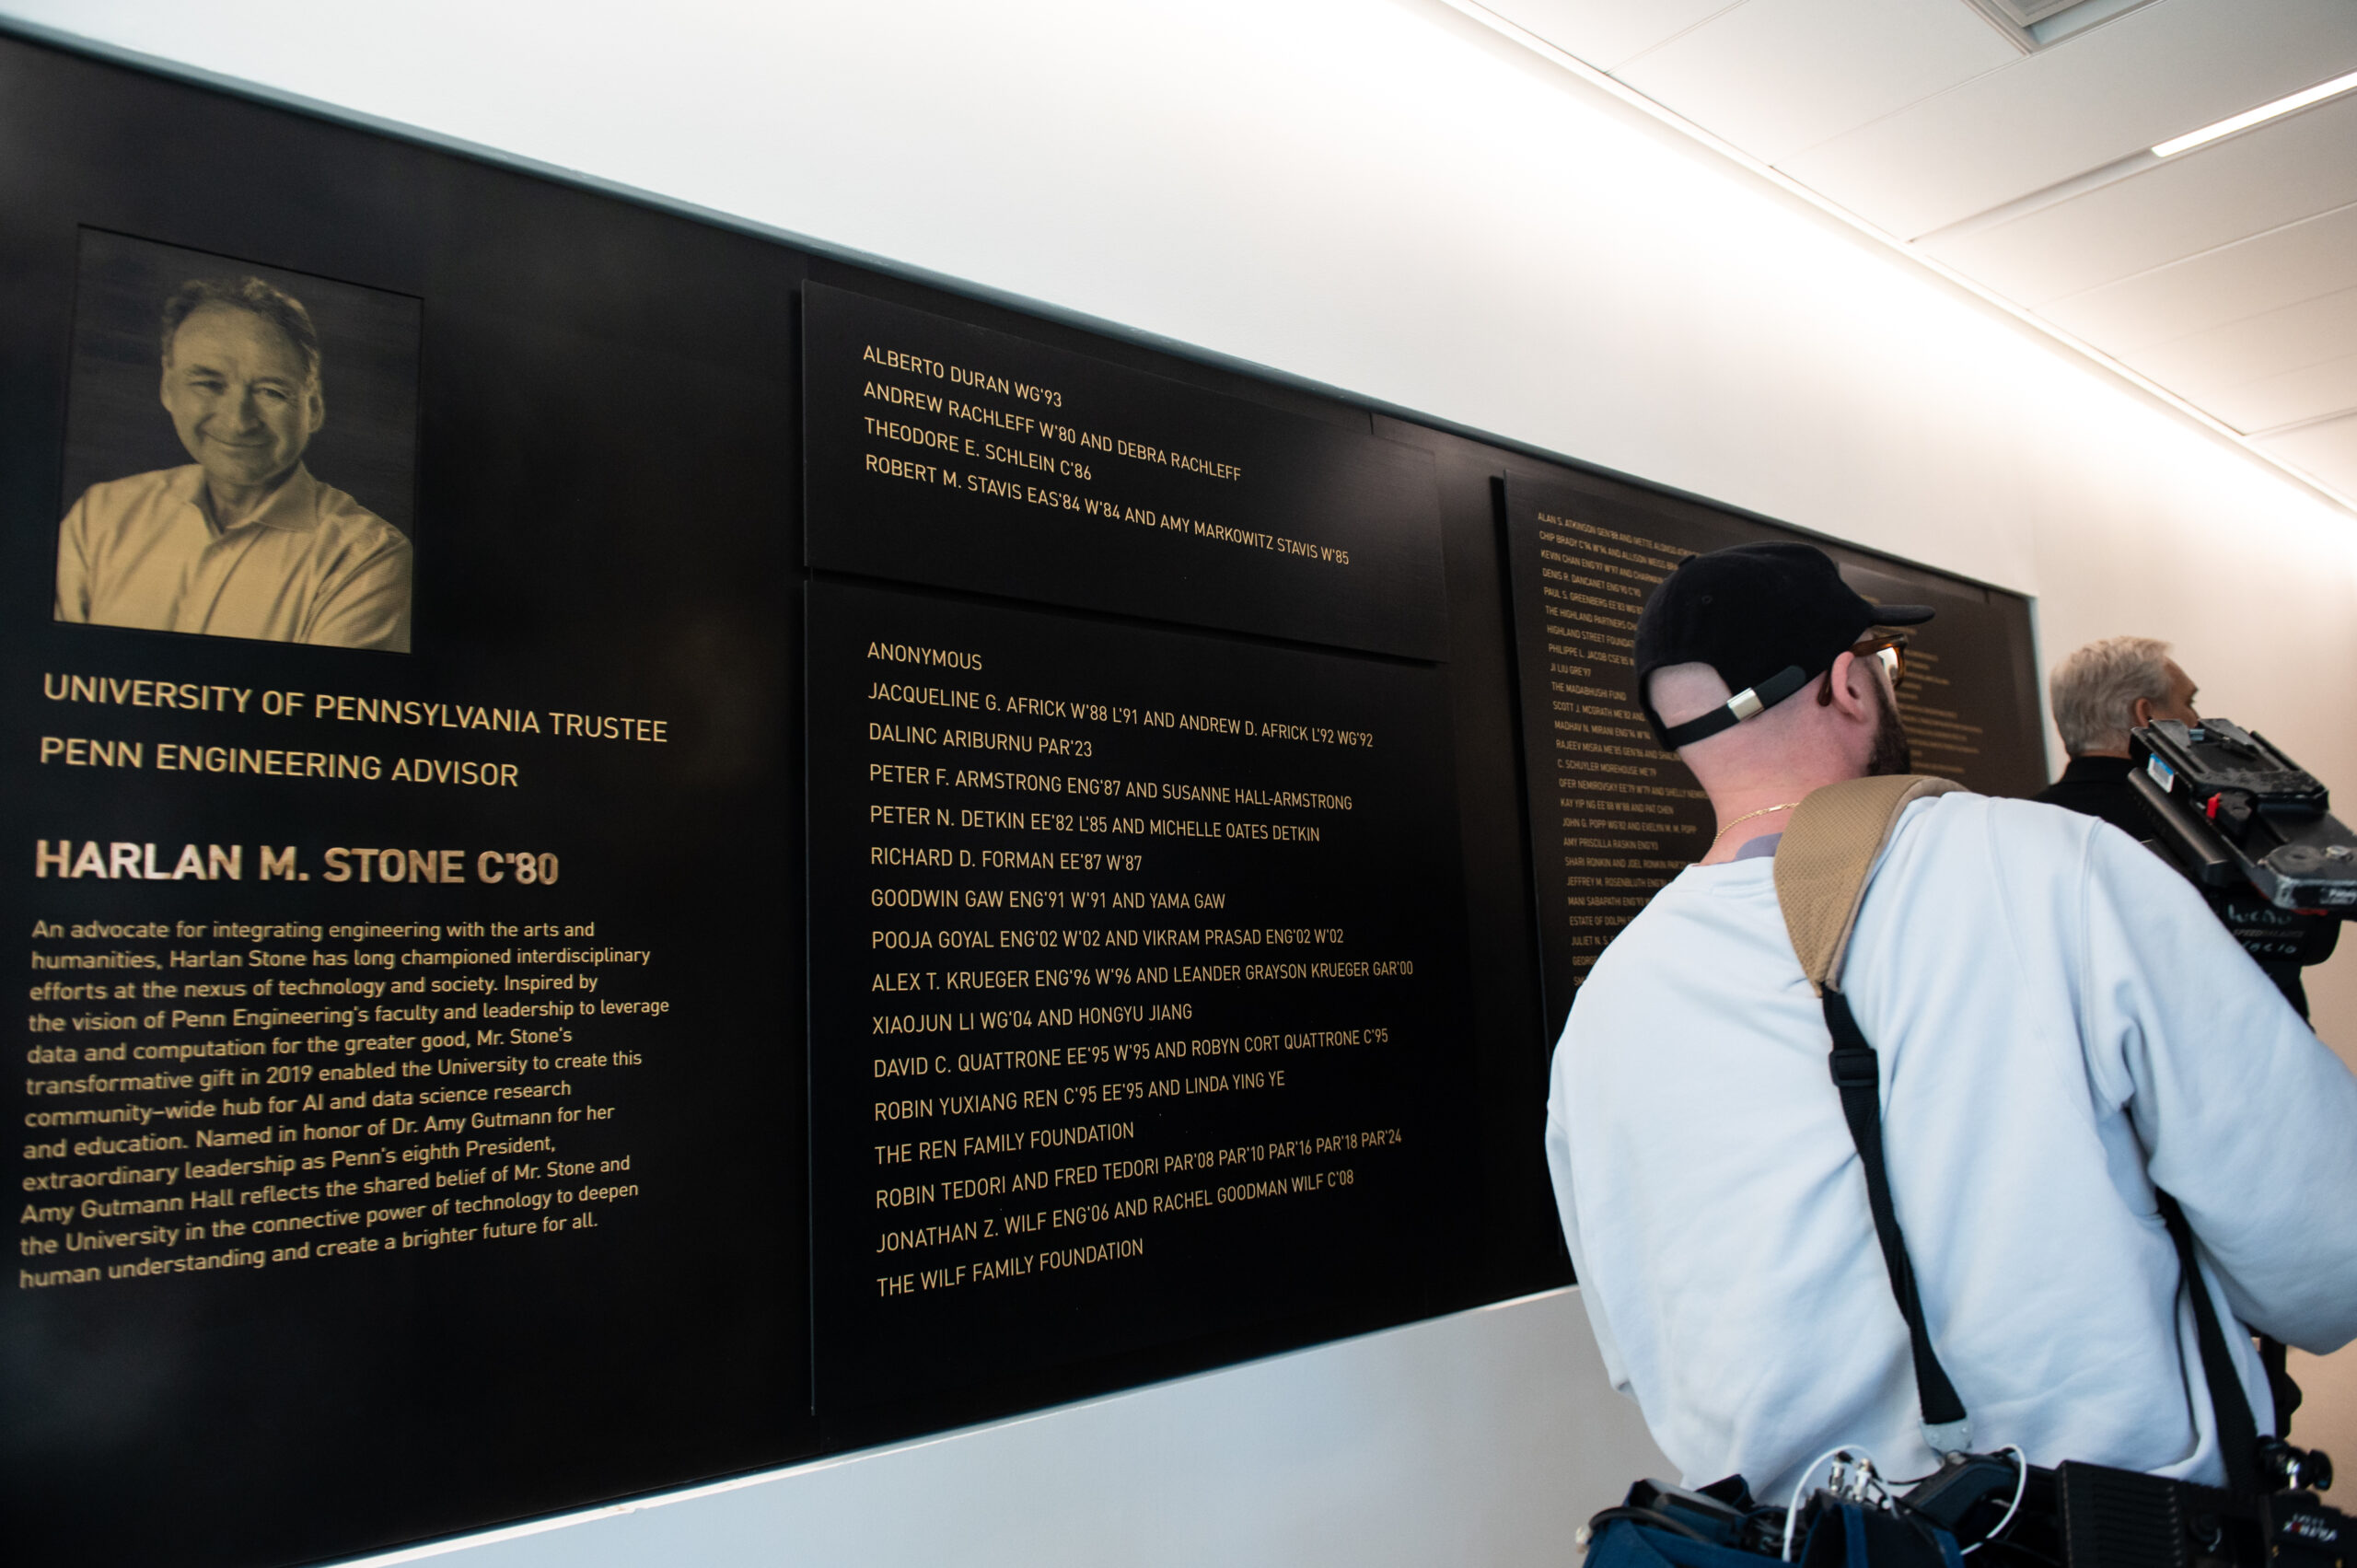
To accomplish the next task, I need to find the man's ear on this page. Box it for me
[1824,649,1878,722]
[2130,696,2154,728]
[306,385,326,436]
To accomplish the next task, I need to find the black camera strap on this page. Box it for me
[1774,775,1975,1455]
[2158,1191,2262,1495]
[1822,984,1970,1449]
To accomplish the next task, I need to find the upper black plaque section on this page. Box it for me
[1501,470,2045,1044]
[803,283,1447,660]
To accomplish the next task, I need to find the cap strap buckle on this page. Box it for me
[1657,665,1808,750]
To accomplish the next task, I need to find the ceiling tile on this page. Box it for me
[2036,200,2357,351]
[1481,0,1748,72]
[2122,283,2357,394]
[1917,90,2357,305]
[1777,0,2357,239]
[1611,0,2017,166]
[2203,352,2357,435]
[2256,411,2357,497]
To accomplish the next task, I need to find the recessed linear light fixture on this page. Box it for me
[2153,67,2357,157]
[1430,0,2357,515]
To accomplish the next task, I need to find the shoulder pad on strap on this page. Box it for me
[1773,775,1963,995]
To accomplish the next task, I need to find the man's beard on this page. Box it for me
[1864,677,1912,777]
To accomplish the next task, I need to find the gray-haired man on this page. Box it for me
[2032,636,2200,837]
[55,275,412,652]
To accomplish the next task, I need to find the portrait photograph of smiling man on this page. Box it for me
[53,232,421,653]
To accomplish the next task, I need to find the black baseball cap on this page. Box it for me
[1632,542,1933,749]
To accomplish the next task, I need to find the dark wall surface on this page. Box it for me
[0,32,2045,1568]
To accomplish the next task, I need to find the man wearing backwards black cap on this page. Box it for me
[1542,541,2357,1502]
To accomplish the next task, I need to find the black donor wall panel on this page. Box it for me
[2,38,805,1568]
[800,282,1471,1407]
[806,583,1459,1405]
[1501,470,2047,1043]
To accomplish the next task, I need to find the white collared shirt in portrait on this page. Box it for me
[56,462,412,651]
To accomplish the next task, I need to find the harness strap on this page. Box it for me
[2158,1192,2261,1494]
[1776,776,1966,1453]
[1823,985,1969,1451]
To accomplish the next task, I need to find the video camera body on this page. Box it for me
[2127,719,2357,996]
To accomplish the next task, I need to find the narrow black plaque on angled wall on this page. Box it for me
[806,578,1461,1407]
[1501,472,2045,1045]
[803,283,1449,660]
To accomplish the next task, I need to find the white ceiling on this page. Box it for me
[1481,0,2357,505]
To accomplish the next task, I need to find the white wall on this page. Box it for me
[11,0,2357,1557]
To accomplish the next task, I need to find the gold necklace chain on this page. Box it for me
[1709,801,1802,848]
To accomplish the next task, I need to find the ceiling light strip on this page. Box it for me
[1428,0,2357,517]
[2153,67,2357,157]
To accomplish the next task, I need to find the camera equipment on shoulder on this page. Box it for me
[2123,719,2351,1417]
[1580,777,2348,1568]
[2126,719,2357,1007]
